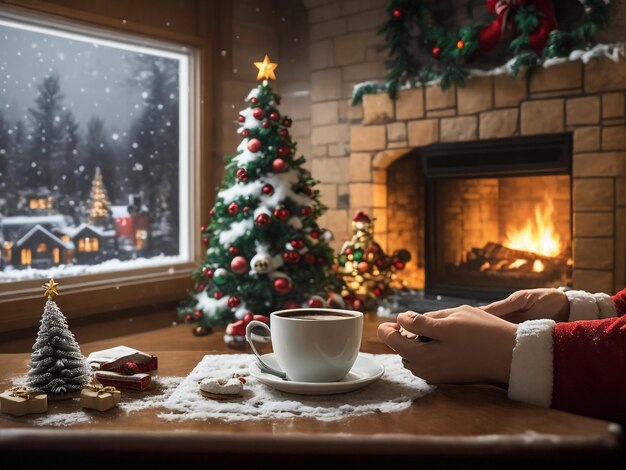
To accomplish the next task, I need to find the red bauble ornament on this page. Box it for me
[209,208,215,217]
[214,291,223,299]
[273,207,290,221]
[269,112,279,121]
[228,296,241,309]
[304,187,313,196]
[273,277,292,296]
[279,129,288,137]
[243,206,250,214]
[261,121,269,128]
[357,261,369,272]
[372,287,382,297]
[308,297,324,308]
[278,146,289,156]
[200,225,207,233]
[282,300,299,310]
[310,230,319,239]
[301,206,313,217]
[241,129,250,137]
[236,168,248,181]
[262,184,274,195]
[250,97,258,104]
[252,107,264,119]
[316,257,324,264]
[230,256,249,274]
[184,314,192,322]
[196,283,205,293]
[228,246,238,255]
[394,260,405,270]
[272,158,287,173]
[202,237,208,244]
[432,46,441,58]
[345,247,353,255]
[283,251,300,263]
[237,115,245,123]
[228,202,239,215]
[376,259,384,267]
[304,253,315,264]
[392,8,402,19]
[202,267,214,278]
[282,118,292,127]
[352,299,363,311]
[194,310,203,318]
[370,244,379,253]
[255,213,271,227]
[247,138,261,152]
[290,239,304,250]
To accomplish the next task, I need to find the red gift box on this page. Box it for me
[94,371,151,391]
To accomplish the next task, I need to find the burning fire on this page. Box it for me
[504,194,560,272]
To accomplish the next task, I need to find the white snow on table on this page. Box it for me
[159,353,434,422]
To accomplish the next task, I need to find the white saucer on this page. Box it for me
[249,353,384,395]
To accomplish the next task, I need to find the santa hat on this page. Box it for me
[352,210,371,223]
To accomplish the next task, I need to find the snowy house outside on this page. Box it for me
[112,195,150,257]
[60,223,116,264]
[11,224,73,268]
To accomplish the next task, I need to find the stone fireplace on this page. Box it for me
[344,60,626,296]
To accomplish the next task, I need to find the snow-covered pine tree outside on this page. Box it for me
[28,285,90,395]
[178,56,341,336]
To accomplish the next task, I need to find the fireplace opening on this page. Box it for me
[422,133,573,300]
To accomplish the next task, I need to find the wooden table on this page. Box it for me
[0,315,623,468]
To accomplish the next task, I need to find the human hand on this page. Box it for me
[377,306,517,385]
[480,288,569,323]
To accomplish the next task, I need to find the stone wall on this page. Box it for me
[304,0,626,293]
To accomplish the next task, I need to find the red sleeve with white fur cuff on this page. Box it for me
[552,316,626,424]
[565,290,616,321]
[508,319,555,408]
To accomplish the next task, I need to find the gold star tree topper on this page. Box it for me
[42,278,59,300]
[254,54,277,81]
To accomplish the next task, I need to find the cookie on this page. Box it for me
[199,377,243,400]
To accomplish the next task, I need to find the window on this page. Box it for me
[0,5,203,332]
[0,11,193,282]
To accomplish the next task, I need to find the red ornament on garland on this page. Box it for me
[242,129,250,137]
[290,239,304,250]
[202,267,214,278]
[214,291,223,299]
[255,213,271,227]
[243,206,250,214]
[236,168,248,181]
[272,158,287,173]
[252,107,264,120]
[282,118,292,127]
[262,184,274,195]
[261,121,269,128]
[432,46,441,58]
[357,261,369,273]
[228,246,238,255]
[202,237,208,244]
[237,115,245,123]
[392,8,403,19]
[310,230,319,239]
[209,208,215,217]
[247,138,261,152]
[301,206,313,217]
[194,310,203,318]
[250,97,258,104]
[277,146,289,156]
[200,225,206,233]
[228,202,239,215]
[269,112,279,121]
[228,296,241,309]
[184,314,192,322]
[230,256,249,274]
[273,278,292,296]
[283,251,300,263]
[279,129,288,137]
[304,253,315,264]
[274,207,290,221]
[372,287,382,297]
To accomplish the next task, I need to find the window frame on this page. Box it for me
[0,3,208,332]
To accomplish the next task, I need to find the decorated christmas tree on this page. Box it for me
[87,166,112,226]
[27,279,91,397]
[337,211,411,311]
[178,55,339,338]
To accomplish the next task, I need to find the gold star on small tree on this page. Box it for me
[254,54,277,80]
[42,278,59,300]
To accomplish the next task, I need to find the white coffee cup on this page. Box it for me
[245,308,363,383]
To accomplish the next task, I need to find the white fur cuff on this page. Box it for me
[566,290,617,321]
[508,319,555,408]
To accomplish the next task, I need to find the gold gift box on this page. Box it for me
[80,385,121,412]
[0,388,48,417]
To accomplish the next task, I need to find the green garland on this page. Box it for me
[353,0,611,104]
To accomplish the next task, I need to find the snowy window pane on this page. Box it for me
[0,16,191,282]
